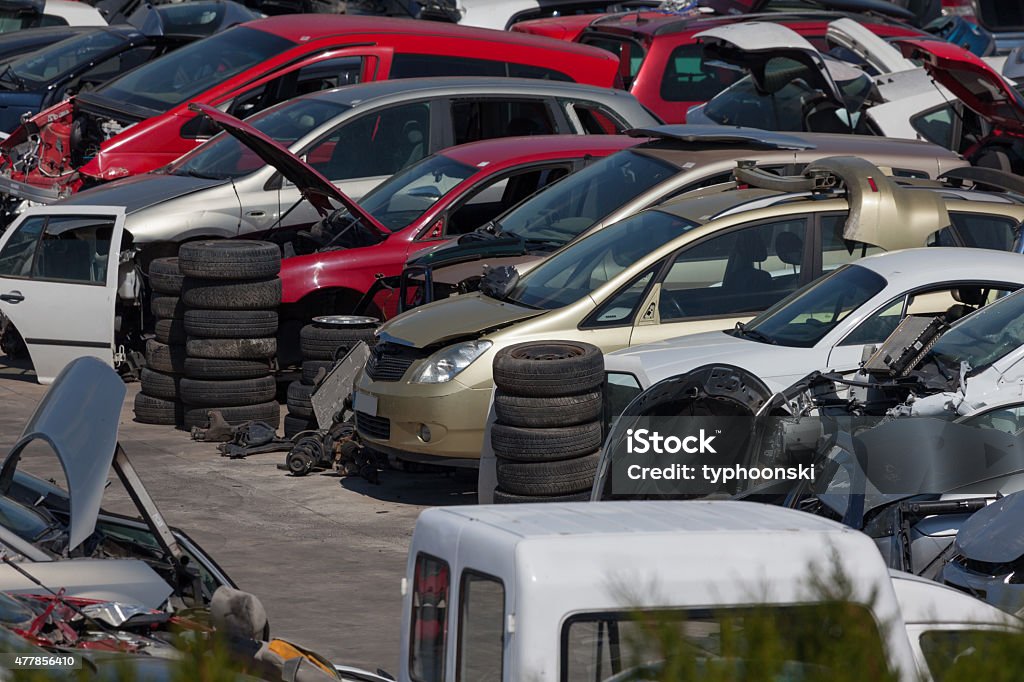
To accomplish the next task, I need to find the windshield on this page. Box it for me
[495,150,677,247]
[741,265,887,347]
[358,155,476,232]
[924,288,1024,376]
[8,29,125,87]
[157,2,230,36]
[168,98,350,180]
[506,209,696,310]
[96,26,294,113]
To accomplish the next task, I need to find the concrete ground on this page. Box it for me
[0,356,478,674]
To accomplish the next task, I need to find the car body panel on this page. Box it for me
[0,557,173,607]
[0,205,124,383]
[825,16,916,74]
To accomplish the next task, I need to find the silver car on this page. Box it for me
[59,77,658,261]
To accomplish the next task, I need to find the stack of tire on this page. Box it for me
[177,241,281,431]
[134,257,187,426]
[490,341,605,503]
[284,318,378,438]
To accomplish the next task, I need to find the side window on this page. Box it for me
[446,166,570,236]
[581,35,645,89]
[584,266,657,327]
[391,54,504,78]
[409,553,449,682]
[292,56,363,94]
[660,43,740,103]
[961,404,1024,433]
[507,63,572,81]
[919,629,1024,681]
[659,218,808,321]
[949,212,1019,251]
[456,572,504,682]
[820,214,883,272]
[33,216,115,284]
[72,46,157,92]
[0,216,46,278]
[305,102,430,181]
[451,99,556,146]
[568,101,626,134]
[911,105,955,149]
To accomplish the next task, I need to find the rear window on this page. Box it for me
[660,43,741,103]
[410,553,450,682]
[389,53,571,82]
[456,572,505,681]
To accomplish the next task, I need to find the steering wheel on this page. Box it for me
[664,295,687,319]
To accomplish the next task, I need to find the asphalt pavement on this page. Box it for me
[0,355,478,674]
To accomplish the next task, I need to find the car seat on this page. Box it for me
[944,286,985,322]
[34,239,92,282]
[723,231,772,293]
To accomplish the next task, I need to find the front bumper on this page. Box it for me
[354,372,492,461]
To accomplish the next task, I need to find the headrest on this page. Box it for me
[952,286,985,306]
[735,230,767,262]
[775,231,803,266]
[211,586,269,641]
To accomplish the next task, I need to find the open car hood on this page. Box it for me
[0,357,124,552]
[189,103,389,236]
[696,22,848,109]
[895,38,1024,134]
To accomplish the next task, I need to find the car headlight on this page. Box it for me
[412,341,492,384]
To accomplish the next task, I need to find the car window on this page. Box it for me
[221,56,363,124]
[948,212,1020,251]
[451,98,556,146]
[456,572,504,682]
[0,215,115,284]
[924,288,1024,377]
[306,101,431,182]
[580,34,645,89]
[360,155,477,232]
[820,214,883,273]
[585,266,657,327]
[409,553,449,682]
[446,166,571,237]
[919,629,1024,682]
[658,218,808,321]
[0,216,46,278]
[960,404,1024,433]
[389,53,570,82]
[911,105,955,149]
[9,30,125,85]
[74,45,157,90]
[567,101,625,134]
[660,43,741,103]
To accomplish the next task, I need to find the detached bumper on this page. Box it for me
[0,174,61,203]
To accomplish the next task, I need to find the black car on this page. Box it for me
[0,0,257,133]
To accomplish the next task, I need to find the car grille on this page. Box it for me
[365,342,428,382]
[356,412,391,440]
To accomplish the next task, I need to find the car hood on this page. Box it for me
[952,489,1024,565]
[189,103,388,236]
[0,357,124,552]
[60,171,226,213]
[378,293,543,349]
[895,38,1024,134]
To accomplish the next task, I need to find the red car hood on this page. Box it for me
[895,38,1024,134]
[188,103,388,236]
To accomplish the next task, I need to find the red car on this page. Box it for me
[0,14,619,211]
[193,103,641,360]
[513,7,925,123]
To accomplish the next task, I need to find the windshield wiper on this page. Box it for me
[0,64,25,91]
[734,321,777,345]
[181,168,226,180]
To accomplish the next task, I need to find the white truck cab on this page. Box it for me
[399,500,1017,682]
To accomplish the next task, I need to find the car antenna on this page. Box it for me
[0,553,117,634]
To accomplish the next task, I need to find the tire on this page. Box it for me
[149,257,183,294]
[493,488,591,504]
[287,380,315,419]
[300,323,376,360]
[493,341,603,397]
[183,401,280,430]
[140,368,180,401]
[145,339,186,374]
[180,376,277,407]
[178,240,281,280]
[490,422,602,462]
[495,452,599,496]
[301,360,334,385]
[181,277,281,310]
[284,414,318,439]
[184,309,278,339]
[151,294,184,319]
[134,392,182,426]
[154,318,186,345]
[184,357,272,380]
[186,337,277,360]
[494,390,602,428]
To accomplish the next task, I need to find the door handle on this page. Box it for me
[247,210,265,218]
[0,291,23,303]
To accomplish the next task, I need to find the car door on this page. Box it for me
[0,206,124,384]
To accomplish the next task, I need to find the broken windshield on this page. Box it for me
[923,287,1024,376]
[8,29,125,87]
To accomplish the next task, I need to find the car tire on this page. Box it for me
[494,390,602,428]
[140,368,180,401]
[151,294,184,319]
[181,277,281,310]
[490,422,602,462]
[183,401,280,430]
[287,380,315,419]
[149,257,183,294]
[284,414,318,439]
[492,488,591,504]
[186,337,277,360]
[180,376,277,407]
[145,339,186,374]
[495,452,599,496]
[178,240,281,280]
[493,341,603,397]
[184,309,279,339]
[299,323,376,360]
[301,360,334,385]
[134,392,182,426]
[154,318,186,345]
[183,357,272,380]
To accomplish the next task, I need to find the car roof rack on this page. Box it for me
[628,125,817,151]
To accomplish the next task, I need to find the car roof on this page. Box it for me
[299,76,638,107]
[654,187,792,223]
[846,247,1024,284]
[584,10,915,39]
[245,13,612,59]
[439,134,640,165]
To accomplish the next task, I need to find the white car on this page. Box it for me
[602,248,1024,396]
[457,0,659,30]
[0,0,106,31]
